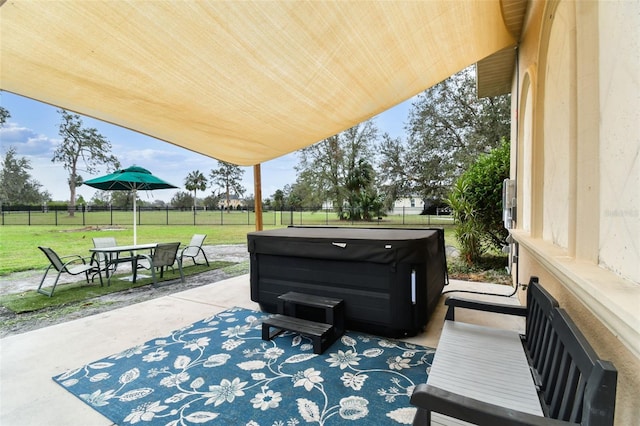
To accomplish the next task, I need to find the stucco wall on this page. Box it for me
[512,1,640,424]
[597,0,640,282]
[542,0,572,248]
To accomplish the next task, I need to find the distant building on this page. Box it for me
[391,197,424,215]
[218,194,245,210]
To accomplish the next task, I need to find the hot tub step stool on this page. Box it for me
[261,292,344,354]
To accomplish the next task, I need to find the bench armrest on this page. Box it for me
[410,384,573,426]
[445,296,527,321]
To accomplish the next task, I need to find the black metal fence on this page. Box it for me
[0,205,453,227]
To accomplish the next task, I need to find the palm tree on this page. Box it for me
[184,170,208,211]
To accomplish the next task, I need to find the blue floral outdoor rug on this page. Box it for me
[53,307,435,425]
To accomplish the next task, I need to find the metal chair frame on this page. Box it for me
[179,234,209,267]
[137,242,185,287]
[37,246,102,297]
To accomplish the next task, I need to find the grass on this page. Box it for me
[0,260,238,313]
[0,222,509,319]
[0,224,264,275]
[0,223,456,275]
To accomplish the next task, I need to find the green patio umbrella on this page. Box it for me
[84,166,177,245]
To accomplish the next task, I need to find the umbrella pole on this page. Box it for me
[133,188,137,245]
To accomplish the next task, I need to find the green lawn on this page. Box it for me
[0,224,261,275]
[0,261,237,313]
[0,222,455,276]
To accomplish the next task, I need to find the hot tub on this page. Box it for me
[248,227,447,337]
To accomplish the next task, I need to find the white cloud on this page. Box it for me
[0,123,58,156]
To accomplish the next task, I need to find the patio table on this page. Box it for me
[90,243,157,284]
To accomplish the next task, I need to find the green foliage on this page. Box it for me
[0,105,9,126]
[210,161,246,211]
[447,139,510,264]
[378,66,511,204]
[271,189,285,210]
[171,191,194,209]
[297,121,378,216]
[53,110,120,214]
[0,146,51,205]
[342,159,384,221]
[448,177,483,263]
[203,193,221,210]
[184,170,208,209]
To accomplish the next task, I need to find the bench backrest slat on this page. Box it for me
[543,334,563,407]
[566,365,587,422]
[549,349,572,418]
[524,277,559,379]
[562,361,582,419]
[536,319,556,377]
[540,308,617,425]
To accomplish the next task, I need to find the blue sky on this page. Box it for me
[0,91,412,203]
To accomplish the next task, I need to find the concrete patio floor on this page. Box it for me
[0,274,524,425]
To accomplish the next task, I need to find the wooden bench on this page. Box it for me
[262,292,344,354]
[410,276,618,426]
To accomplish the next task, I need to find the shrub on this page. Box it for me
[447,138,510,264]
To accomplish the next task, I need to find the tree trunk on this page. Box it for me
[68,175,76,217]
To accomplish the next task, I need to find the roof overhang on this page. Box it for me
[1,1,517,165]
[476,0,528,98]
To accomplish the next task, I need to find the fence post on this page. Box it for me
[28,205,31,226]
[82,204,86,226]
[402,206,406,225]
[166,206,169,225]
[193,206,196,226]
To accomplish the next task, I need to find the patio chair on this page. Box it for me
[37,246,103,297]
[136,242,185,287]
[179,234,209,267]
[92,237,119,277]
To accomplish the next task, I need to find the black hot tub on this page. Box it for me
[248,227,447,337]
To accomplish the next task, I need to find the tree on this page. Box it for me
[0,106,10,126]
[343,159,383,220]
[378,66,510,206]
[184,170,208,210]
[447,139,510,264]
[203,193,222,210]
[271,189,285,210]
[171,191,194,210]
[0,146,51,206]
[90,190,111,207]
[209,160,245,212]
[111,190,135,210]
[52,110,120,216]
[297,120,378,217]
